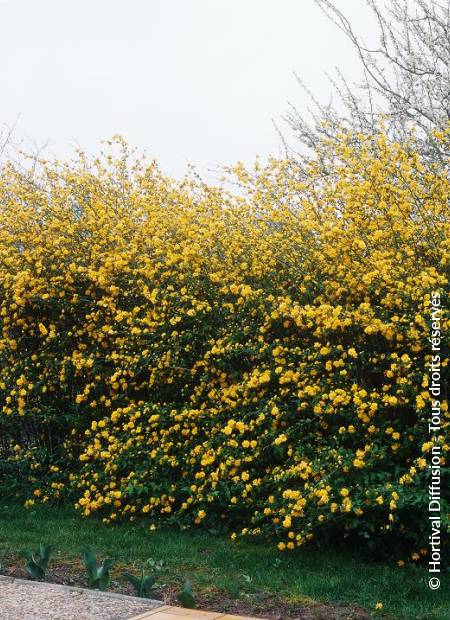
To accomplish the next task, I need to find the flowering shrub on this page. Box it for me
[0,131,448,556]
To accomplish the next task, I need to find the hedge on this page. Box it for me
[0,130,448,557]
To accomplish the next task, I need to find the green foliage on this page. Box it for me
[177,580,196,608]
[146,558,165,572]
[122,566,156,597]
[81,549,114,591]
[21,543,53,579]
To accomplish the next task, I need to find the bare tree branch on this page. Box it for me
[288,0,450,163]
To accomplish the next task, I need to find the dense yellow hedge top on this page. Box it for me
[0,130,448,555]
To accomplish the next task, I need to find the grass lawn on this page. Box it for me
[0,501,447,620]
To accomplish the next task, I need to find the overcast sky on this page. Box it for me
[1,0,374,177]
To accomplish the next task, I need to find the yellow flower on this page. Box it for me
[0,128,447,555]
[274,434,287,445]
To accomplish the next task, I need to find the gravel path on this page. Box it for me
[0,576,163,620]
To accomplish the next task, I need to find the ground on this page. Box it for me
[0,502,448,620]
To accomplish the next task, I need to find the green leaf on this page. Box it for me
[25,561,45,579]
[122,569,156,597]
[39,543,53,568]
[97,558,114,578]
[81,549,98,580]
[122,571,142,590]
[142,575,156,591]
[97,574,110,591]
[177,581,195,608]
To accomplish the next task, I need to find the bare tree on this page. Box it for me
[287,0,449,161]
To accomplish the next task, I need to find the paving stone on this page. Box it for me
[134,612,219,620]
[161,608,223,619]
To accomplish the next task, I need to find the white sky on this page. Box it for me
[1,0,374,178]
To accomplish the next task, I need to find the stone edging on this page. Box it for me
[0,574,163,606]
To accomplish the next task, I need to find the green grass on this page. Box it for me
[0,501,448,620]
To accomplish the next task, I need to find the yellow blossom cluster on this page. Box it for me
[0,130,448,554]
